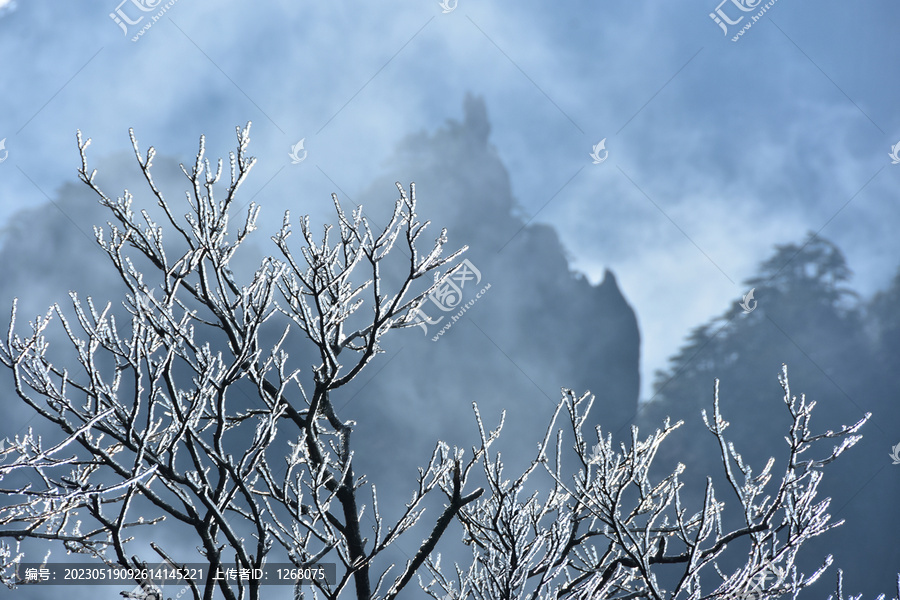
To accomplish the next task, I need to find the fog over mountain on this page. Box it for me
[2,0,899,598]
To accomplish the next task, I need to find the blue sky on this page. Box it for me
[1,0,898,399]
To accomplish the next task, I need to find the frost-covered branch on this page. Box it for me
[422,366,874,600]
[0,124,472,600]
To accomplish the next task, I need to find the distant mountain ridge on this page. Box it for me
[349,94,641,460]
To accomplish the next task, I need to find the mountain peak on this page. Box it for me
[463,93,490,143]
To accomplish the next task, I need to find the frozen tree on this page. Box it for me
[0,124,892,600]
[0,123,482,600]
[420,368,890,600]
